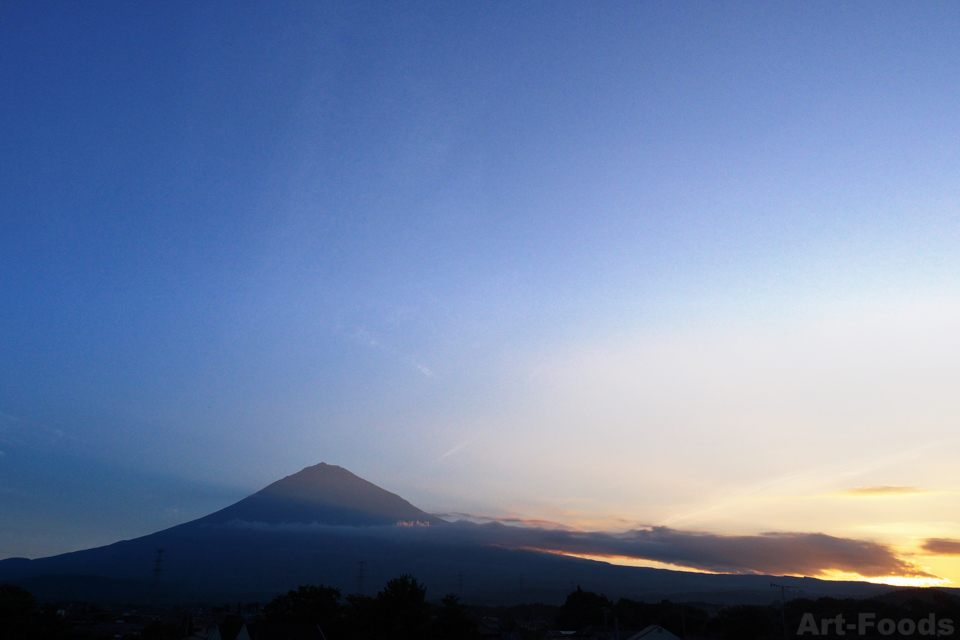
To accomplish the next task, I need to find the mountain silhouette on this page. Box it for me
[195,463,444,527]
[0,463,930,605]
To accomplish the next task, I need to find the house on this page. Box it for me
[479,617,502,638]
[209,619,326,640]
[547,626,615,640]
[246,623,328,640]
[182,617,221,640]
[89,620,145,638]
[625,624,681,640]
[209,619,250,640]
[574,625,615,639]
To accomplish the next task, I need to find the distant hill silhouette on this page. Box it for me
[872,587,960,606]
[195,463,444,527]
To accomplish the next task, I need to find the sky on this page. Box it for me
[2,1,960,585]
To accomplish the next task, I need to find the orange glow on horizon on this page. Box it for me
[524,549,954,588]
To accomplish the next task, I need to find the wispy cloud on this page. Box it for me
[411,361,434,377]
[436,512,575,529]
[434,441,470,463]
[433,433,483,463]
[838,486,928,497]
[352,327,381,349]
[663,442,950,528]
[921,538,960,556]
[350,327,435,377]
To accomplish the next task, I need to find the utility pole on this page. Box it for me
[357,560,365,595]
[680,603,688,640]
[152,549,165,583]
[457,569,464,596]
[771,583,799,640]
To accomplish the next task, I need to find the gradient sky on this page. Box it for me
[3,1,960,585]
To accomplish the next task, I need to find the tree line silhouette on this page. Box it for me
[4,576,960,640]
[260,574,479,639]
[254,581,960,639]
[555,585,960,640]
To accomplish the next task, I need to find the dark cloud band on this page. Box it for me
[922,538,960,556]
[441,523,929,578]
[224,519,930,579]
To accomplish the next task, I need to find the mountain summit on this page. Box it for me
[195,462,444,527]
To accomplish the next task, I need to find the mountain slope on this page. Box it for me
[0,463,920,605]
[194,462,444,527]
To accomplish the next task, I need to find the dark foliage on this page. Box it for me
[343,592,379,638]
[710,603,781,640]
[552,586,960,640]
[0,584,74,640]
[261,574,475,639]
[774,593,960,640]
[263,584,343,634]
[433,594,481,639]
[375,574,430,638]
[8,577,960,640]
[557,585,615,628]
[615,598,711,637]
[467,601,559,634]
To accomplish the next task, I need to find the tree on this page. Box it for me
[0,584,71,640]
[709,604,781,640]
[557,585,614,629]
[344,593,378,639]
[376,574,430,638]
[431,594,480,639]
[263,584,343,633]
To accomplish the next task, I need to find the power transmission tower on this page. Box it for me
[152,549,166,582]
[357,560,366,594]
[771,583,799,640]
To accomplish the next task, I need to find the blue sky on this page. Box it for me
[3,2,960,582]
